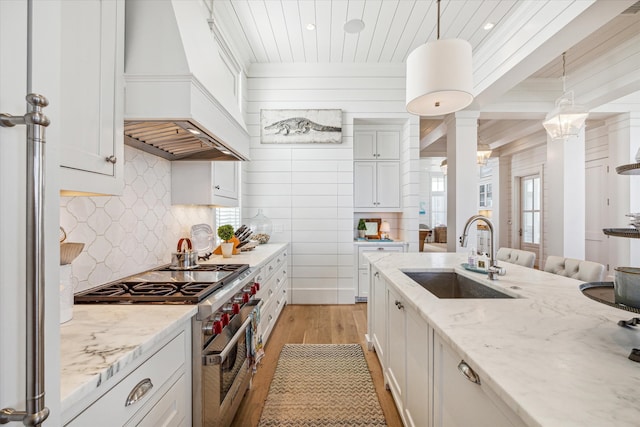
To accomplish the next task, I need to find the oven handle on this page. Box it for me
[203,315,252,366]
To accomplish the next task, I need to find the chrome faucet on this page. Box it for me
[459,215,505,280]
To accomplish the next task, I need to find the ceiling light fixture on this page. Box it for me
[440,159,447,175]
[306,23,316,31]
[187,128,201,135]
[542,52,588,141]
[483,22,495,30]
[406,0,474,116]
[344,18,365,34]
[476,144,492,166]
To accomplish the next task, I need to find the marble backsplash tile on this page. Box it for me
[60,146,213,293]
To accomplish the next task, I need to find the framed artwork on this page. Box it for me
[260,109,342,144]
[364,218,381,239]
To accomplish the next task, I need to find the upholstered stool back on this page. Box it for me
[496,247,536,268]
[543,255,606,282]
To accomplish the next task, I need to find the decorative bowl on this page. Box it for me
[614,267,640,308]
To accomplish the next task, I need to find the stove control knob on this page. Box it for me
[250,285,257,295]
[242,293,250,303]
[232,303,240,314]
[221,313,230,326]
[254,282,261,291]
[213,321,223,335]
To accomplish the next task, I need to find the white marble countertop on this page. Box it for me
[366,251,640,427]
[60,243,287,416]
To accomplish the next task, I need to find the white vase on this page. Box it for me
[221,242,234,258]
[358,230,366,238]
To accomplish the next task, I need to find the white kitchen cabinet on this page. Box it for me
[432,333,526,427]
[355,243,405,301]
[405,306,430,427]
[254,246,288,345]
[386,286,407,413]
[65,323,191,427]
[369,267,387,369]
[171,161,239,207]
[354,161,401,211]
[59,0,125,196]
[354,131,400,160]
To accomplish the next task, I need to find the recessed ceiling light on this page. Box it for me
[187,128,201,135]
[483,22,495,31]
[344,18,365,34]
[306,23,316,31]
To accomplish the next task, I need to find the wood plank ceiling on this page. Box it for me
[214,0,640,153]
[214,0,519,64]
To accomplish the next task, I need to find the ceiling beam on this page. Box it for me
[472,0,637,108]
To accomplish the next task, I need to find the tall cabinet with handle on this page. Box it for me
[59,0,125,196]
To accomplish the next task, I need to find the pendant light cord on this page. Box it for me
[437,0,441,40]
[561,51,567,92]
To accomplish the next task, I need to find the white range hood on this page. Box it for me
[124,0,250,161]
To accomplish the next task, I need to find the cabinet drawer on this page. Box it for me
[128,374,187,427]
[66,332,186,426]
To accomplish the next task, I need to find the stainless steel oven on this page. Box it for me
[200,299,259,426]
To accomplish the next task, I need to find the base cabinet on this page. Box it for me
[368,262,525,427]
[64,323,191,427]
[254,246,289,345]
[355,243,405,301]
[433,333,526,427]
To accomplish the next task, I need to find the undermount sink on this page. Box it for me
[402,271,514,299]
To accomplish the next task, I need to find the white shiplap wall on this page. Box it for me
[243,63,417,304]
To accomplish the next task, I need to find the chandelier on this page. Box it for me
[542,52,588,140]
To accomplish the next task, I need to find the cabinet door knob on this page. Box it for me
[214,185,220,189]
[374,272,379,278]
[125,378,153,407]
[105,155,117,164]
[458,360,481,385]
[395,300,404,310]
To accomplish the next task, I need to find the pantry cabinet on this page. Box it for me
[64,321,191,427]
[59,0,125,195]
[171,161,239,207]
[354,161,401,211]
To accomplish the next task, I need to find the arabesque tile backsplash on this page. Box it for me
[60,146,213,293]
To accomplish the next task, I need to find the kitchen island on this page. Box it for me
[366,251,640,427]
[60,243,287,425]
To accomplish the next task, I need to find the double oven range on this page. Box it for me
[74,262,261,426]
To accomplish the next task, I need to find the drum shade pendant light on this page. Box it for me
[542,52,588,140]
[406,0,473,116]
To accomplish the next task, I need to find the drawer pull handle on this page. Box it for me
[394,300,404,310]
[458,360,481,385]
[269,314,273,322]
[377,247,385,251]
[125,378,153,407]
[269,289,273,295]
[374,272,379,278]
[105,155,117,164]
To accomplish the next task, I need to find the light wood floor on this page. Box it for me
[231,304,403,427]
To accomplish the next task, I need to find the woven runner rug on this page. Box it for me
[258,344,387,426]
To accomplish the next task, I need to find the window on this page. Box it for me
[215,207,240,241]
[479,183,492,208]
[521,176,540,244]
[430,174,447,226]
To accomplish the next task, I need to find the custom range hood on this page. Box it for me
[124,0,250,161]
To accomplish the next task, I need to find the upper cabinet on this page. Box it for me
[171,161,239,207]
[354,131,400,160]
[59,0,124,195]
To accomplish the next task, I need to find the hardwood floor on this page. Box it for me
[231,304,403,427]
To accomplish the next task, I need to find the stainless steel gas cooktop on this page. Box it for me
[74,264,249,304]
